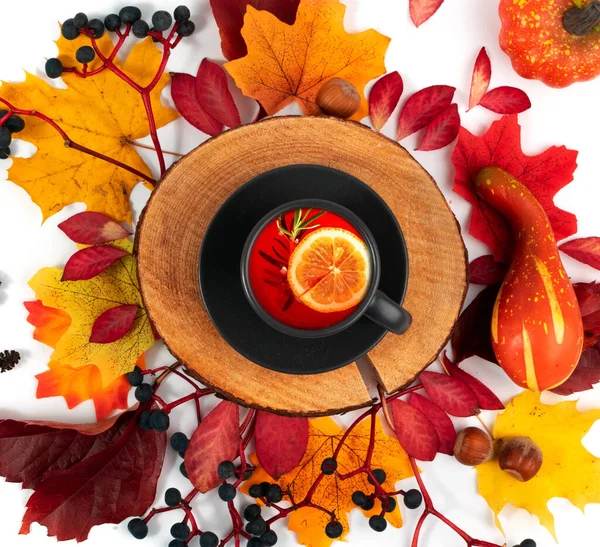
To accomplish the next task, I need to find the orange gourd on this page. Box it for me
[499,0,600,88]
[475,167,583,391]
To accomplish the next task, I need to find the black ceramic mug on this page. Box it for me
[240,199,412,339]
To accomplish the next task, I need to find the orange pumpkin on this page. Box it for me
[475,167,583,391]
[499,0,600,88]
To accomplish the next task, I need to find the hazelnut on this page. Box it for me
[498,436,543,482]
[453,427,494,466]
[316,78,361,119]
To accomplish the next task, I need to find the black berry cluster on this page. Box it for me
[242,501,278,546]
[248,481,283,503]
[0,349,21,372]
[0,111,25,159]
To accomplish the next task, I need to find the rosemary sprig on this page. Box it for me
[277,208,326,240]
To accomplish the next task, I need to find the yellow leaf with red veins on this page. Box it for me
[477,391,600,539]
[224,0,390,121]
[0,31,178,223]
[27,240,154,390]
[242,415,413,547]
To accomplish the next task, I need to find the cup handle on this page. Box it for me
[365,291,412,334]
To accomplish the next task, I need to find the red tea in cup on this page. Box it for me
[247,208,371,330]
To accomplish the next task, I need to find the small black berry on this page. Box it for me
[135,383,153,402]
[199,531,219,547]
[520,541,536,547]
[369,515,387,532]
[368,469,386,485]
[362,497,375,511]
[266,484,283,503]
[174,6,191,23]
[321,457,337,475]
[247,539,262,547]
[88,19,105,38]
[76,46,95,64]
[169,540,186,547]
[259,481,270,495]
[127,366,143,386]
[325,521,343,539]
[217,460,235,480]
[127,518,148,539]
[152,10,173,31]
[170,432,189,453]
[61,19,79,40]
[149,410,170,432]
[120,6,142,24]
[0,127,12,149]
[403,489,422,510]
[243,504,261,521]
[73,13,88,30]
[170,521,190,540]
[0,148,10,160]
[351,491,367,507]
[260,530,278,546]
[6,116,25,134]
[177,20,195,37]
[132,20,150,38]
[45,58,64,79]
[249,484,263,498]
[218,483,237,502]
[179,462,188,478]
[245,517,267,536]
[165,487,182,507]
[105,14,122,32]
[139,411,152,430]
[382,497,397,512]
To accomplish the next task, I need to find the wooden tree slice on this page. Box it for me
[137,116,467,415]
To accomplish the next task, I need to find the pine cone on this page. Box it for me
[0,350,21,373]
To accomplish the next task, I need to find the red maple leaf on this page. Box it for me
[452,115,578,262]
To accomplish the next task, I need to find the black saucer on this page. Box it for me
[199,165,408,375]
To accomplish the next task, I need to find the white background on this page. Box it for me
[1,0,600,546]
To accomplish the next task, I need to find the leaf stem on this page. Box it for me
[129,140,184,157]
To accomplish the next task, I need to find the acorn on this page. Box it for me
[453,427,494,466]
[498,436,543,482]
[316,78,361,119]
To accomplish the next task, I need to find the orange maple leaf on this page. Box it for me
[243,415,413,547]
[225,0,390,120]
[0,31,178,223]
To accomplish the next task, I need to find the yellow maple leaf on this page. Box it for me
[243,415,413,547]
[224,0,390,121]
[477,391,600,539]
[28,240,154,387]
[0,31,178,223]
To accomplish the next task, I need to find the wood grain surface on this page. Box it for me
[136,116,467,415]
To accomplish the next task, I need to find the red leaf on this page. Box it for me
[468,47,491,110]
[15,407,165,542]
[186,401,240,492]
[210,0,300,61]
[369,71,404,131]
[419,371,479,417]
[416,103,460,151]
[452,115,578,262]
[442,353,504,411]
[89,304,138,344]
[397,85,455,141]
[195,59,241,128]
[479,87,531,114]
[62,245,129,281]
[551,342,600,395]
[409,0,445,27]
[452,285,500,365]
[255,411,308,479]
[560,237,600,270]
[408,393,456,455]
[58,212,130,245]
[469,255,508,285]
[171,73,223,136]
[574,282,600,349]
[390,399,439,461]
